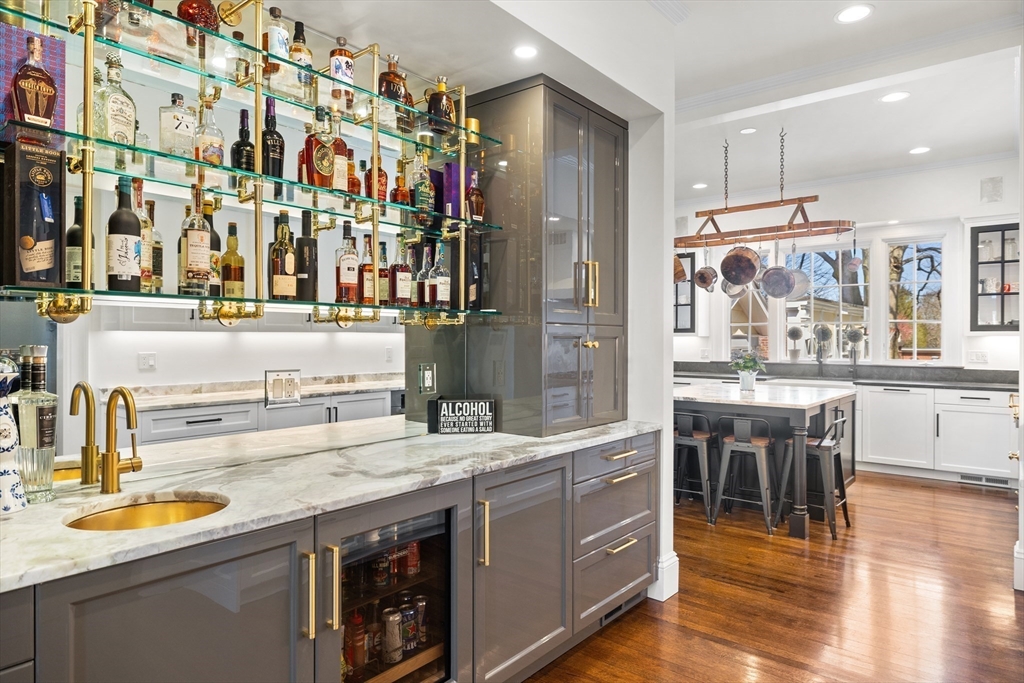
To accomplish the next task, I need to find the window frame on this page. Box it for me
[673,252,696,334]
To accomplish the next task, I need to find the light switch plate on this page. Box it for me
[137,352,157,370]
[419,363,437,395]
[968,351,990,364]
[265,369,301,407]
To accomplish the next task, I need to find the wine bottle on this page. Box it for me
[203,200,222,296]
[230,108,255,189]
[296,210,318,302]
[263,96,285,199]
[147,200,163,294]
[132,178,154,293]
[106,176,142,291]
[66,196,94,289]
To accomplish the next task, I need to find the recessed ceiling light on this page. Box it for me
[740,128,757,135]
[497,160,508,167]
[692,183,708,189]
[879,91,910,103]
[835,4,873,23]
[513,45,537,59]
[909,147,930,154]
[888,220,899,225]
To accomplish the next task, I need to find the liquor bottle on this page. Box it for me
[297,122,311,187]
[124,0,154,38]
[390,166,410,207]
[159,93,196,161]
[16,346,57,504]
[429,242,451,309]
[427,76,456,135]
[221,222,245,298]
[330,109,349,192]
[203,200,222,296]
[407,243,419,307]
[195,99,225,166]
[358,235,375,304]
[378,54,405,102]
[263,97,286,197]
[10,35,57,136]
[269,211,296,300]
[230,109,255,188]
[330,37,354,111]
[96,52,136,156]
[9,345,33,430]
[416,243,433,308]
[398,76,416,134]
[262,7,288,80]
[335,221,359,304]
[377,241,390,306]
[147,200,163,293]
[66,196,94,289]
[133,121,154,175]
[226,31,250,84]
[178,192,211,296]
[364,143,388,214]
[345,149,360,209]
[106,176,142,292]
[177,0,219,58]
[132,178,154,293]
[296,210,318,302]
[466,169,485,222]
[290,21,315,105]
[305,106,336,189]
[12,149,60,284]
[70,67,103,156]
[390,235,412,306]
[413,145,435,228]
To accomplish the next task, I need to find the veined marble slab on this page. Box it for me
[673,382,856,409]
[0,416,659,592]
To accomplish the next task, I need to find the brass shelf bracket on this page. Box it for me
[197,300,265,327]
[36,293,92,324]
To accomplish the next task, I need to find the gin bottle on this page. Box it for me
[16,346,57,504]
[159,93,196,160]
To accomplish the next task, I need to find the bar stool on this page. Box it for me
[774,417,850,540]
[673,412,717,524]
[711,417,776,535]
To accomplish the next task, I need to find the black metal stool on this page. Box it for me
[712,417,776,535]
[673,412,717,524]
[774,417,851,540]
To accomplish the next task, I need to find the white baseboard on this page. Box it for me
[647,552,679,601]
[1015,541,1023,592]
[856,461,1016,488]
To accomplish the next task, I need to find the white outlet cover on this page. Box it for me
[138,352,157,370]
[385,346,393,362]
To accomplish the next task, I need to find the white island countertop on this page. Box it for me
[674,382,856,409]
[0,416,660,592]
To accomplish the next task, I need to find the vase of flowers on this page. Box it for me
[730,350,766,392]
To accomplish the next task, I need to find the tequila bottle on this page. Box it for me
[96,52,136,150]
[16,346,57,504]
[69,67,102,156]
[195,98,225,166]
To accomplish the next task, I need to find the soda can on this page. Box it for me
[382,608,403,664]
[372,554,390,588]
[399,603,418,651]
[402,541,421,576]
[413,595,428,644]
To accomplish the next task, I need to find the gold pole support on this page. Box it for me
[35,293,91,324]
[217,0,256,27]
[405,311,465,329]
[197,300,264,327]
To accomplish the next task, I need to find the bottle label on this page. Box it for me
[140,228,153,279]
[410,279,419,305]
[396,272,412,300]
[334,156,348,191]
[152,243,164,277]
[293,50,313,85]
[378,275,389,299]
[19,238,55,273]
[313,144,335,177]
[284,252,295,274]
[415,179,434,212]
[106,234,141,279]
[185,229,211,282]
[273,274,296,296]
[34,404,57,450]
[267,26,289,58]
[66,246,82,283]
[197,135,225,165]
[224,280,245,298]
[436,276,451,303]
[209,252,221,287]
[331,54,355,86]
[362,270,374,298]
[106,94,135,145]
[339,254,358,284]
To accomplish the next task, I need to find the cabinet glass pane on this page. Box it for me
[545,330,585,425]
[546,105,583,313]
[1003,294,1019,327]
[1004,230,1019,261]
[590,123,620,317]
[978,232,1002,262]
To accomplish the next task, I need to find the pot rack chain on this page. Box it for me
[779,128,786,202]
[723,140,729,209]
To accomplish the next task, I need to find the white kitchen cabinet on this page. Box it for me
[103,306,196,332]
[331,392,391,422]
[256,310,312,332]
[935,392,1018,481]
[862,386,935,469]
[135,403,260,445]
[257,397,331,431]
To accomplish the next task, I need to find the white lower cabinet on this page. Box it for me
[257,397,331,431]
[935,398,1018,481]
[331,392,391,422]
[862,386,935,469]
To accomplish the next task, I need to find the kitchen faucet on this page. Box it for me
[100,387,143,494]
[69,381,101,485]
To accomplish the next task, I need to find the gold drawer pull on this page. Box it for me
[1010,452,1019,461]
[303,551,316,639]
[326,545,340,630]
[479,499,491,566]
[600,449,637,462]
[606,537,638,555]
[603,471,638,485]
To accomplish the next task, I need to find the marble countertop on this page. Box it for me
[673,383,856,409]
[0,416,659,592]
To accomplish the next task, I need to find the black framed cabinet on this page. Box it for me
[970,223,1019,331]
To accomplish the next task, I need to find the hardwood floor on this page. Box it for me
[528,472,1024,683]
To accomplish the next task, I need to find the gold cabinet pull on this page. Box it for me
[600,449,637,462]
[603,471,639,485]
[592,340,600,349]
[1010,452,1020,461]
[326,545,340,631]
[593,260,600,308]
[606,537,638,555]
[479,499,490,566]
[583,261,597,307]
[303,551,316,639]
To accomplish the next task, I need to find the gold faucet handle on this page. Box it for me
[126,433,143,473]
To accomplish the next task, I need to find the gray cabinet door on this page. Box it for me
[545,90,589,325]
[588,113,626,327]
[259,398,332,431]
[544,324,588,432]
[474,455,572,683]
[36,520,316,683]
[588,325,625,425]
[573,458,656,559]
[572,521,655,633]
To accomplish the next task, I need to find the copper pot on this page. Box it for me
[694,265,718,292]
[720,246,760,285]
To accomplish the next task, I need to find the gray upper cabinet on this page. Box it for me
[35,520,316,683]
[473,455,572,683]
[588,113,626,327]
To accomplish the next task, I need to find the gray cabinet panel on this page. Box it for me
[259,398,331,431]
[36,520,315,683]
[474,455,572,683]
[572,522,655,633]
[331,392,391,423]
[573,434,655,484]
[0,662,33,683]
[589,326,625,425]
[139,402,259,444]
[0,587,32,670]
[588,114,626,327]
[544,325,588,432]
[573,458,656,558]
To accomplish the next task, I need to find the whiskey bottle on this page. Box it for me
[330,109,349,192]
[296,210,318,302]
[466,169,485,223]
[429,242,451,309]
[230,109,255,188]
[413,145,435,228]
[407,243,419,307]
[159,93,196,161]
[344,149,360,209]
[377,241,390,306]
[106,176,142,292]
[269,211,296,300]
[66,196,94,289]
[416,243,433,308]
[263,97,286,197]
[389,234,412,307]
[398,75,416,134]
[221,222,245,298]
[13,151,60,284]
[330,37,355,112]
[378,55,405,102]
[427,77,456,135]
[16,346,57,504]
[147,200,163,294]
[290,21,315,105]
[364,143,388,215]
[297,122,310,187]
[10,35,57,136]
[203,200,222,296]
[358,234,375,304]
[177,0,219,59]
[304,106,336,189]
[132,178,154,293]
[179,191,211,296]
[335,221,359,304]
[195,98,225,166]
[262,7,288,80]
[390,166,411,206]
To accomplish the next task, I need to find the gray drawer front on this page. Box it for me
[573,522,655,632]
[573,432,656,483]
[0,587,33,670]
[573,458,656,558]
[140,403,259,444]
[0,662,33,683]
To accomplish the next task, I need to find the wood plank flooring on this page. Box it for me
[528,472,1024,683]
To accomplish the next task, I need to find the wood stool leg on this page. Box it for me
[835,451,851,528]
[697,442,712,524]
[754,448,774,536]
[773,442,793,529]
[711,445,732,525]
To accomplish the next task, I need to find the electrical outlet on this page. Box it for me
[137,352,157,371]
[969,351,990,364]
[700,348,710,359]
[265,370,301,407]
[385,346,393,363]
[493,360,505,387]
[419,363,437,395]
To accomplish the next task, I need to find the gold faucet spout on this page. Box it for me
[101,387,143,494]
[70,381,101,485]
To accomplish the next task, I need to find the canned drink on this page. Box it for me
[402,541,421,576]
[395,590,414,610]
[413,595,428,644]
[399,603,418,651]
[382,608,403,664]
[372,554,390,588]
[389,546,401,580]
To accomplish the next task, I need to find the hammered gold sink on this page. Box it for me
[66,499,228,531]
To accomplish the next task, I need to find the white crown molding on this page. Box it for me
[647,0,690,25]
[676,12,1024,114]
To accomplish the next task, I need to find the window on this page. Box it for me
[785,247,870,361]
[674,252,695,333]
[729,253,770,356]
[888,241,942,361]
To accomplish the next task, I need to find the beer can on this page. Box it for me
[382,608,403,664]
[372,554,390,588]
[399,603,418,651]
[413,595,428,644]
[395,590,414,610]
[402,541,421,576]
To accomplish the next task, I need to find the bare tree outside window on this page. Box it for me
[887,242,942,360]
[785,247,870,360]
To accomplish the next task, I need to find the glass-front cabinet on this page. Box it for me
[673,252,695,333]
[970,223,1019,331]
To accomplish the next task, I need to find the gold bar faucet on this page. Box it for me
[101,387,143,494]
[69,381,100,485]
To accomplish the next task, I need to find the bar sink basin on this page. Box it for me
[65,496,228,531]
